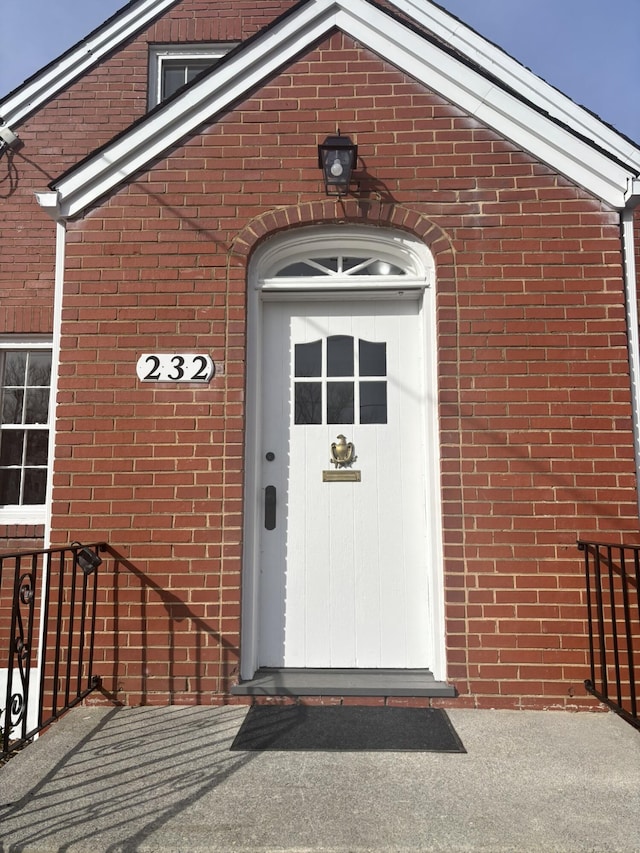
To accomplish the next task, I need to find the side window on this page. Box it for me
[0,345,52,523]
[294,336,387,426]
[148,44,237,108]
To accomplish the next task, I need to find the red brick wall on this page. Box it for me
[0,527,45,553]
[0,0,298,334]
[0,0,297,549]
[44,32,639,709]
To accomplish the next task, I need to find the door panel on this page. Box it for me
[258,298,431,668]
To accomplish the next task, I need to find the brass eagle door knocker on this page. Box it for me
[330,434,356,468]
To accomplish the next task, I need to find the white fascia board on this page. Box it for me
[0,0,179,127]
[336,2,634,208]
[391,0,640,173]
[52,0,339,219]
[50,0,634,218]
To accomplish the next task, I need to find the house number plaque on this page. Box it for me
[136,353,215,383]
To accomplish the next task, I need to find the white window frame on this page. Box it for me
[148,44,237,108]
[0,337,52,526]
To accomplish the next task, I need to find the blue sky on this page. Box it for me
[1,0,639,144]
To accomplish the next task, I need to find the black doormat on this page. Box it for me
[230,705,466,752]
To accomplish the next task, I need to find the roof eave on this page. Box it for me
[392,0,640,173]
[0,0,180,128]
[43,0,638,219]
[50,0,338,219]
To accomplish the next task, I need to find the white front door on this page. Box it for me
[257,296,433,669]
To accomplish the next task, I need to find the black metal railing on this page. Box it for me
[578,539,640,729]
[1,542,105,758]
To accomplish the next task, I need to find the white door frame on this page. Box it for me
[240,225,446,681]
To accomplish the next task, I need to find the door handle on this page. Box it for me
[264,485,276,530]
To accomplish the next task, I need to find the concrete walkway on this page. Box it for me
[0,704,639,852]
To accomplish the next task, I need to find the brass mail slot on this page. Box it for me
[322,470,361,482]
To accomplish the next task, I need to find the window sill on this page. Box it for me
[0,506,47,526]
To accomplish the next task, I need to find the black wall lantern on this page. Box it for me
[318,131,358,196]
[71,541,103,575]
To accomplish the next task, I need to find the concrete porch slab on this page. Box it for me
[1,704,639,852]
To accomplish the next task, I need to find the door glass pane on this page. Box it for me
[0,430,24,465]
[295,340,322,377]
[360,381,387,424]
[295,382,322,425]
[359,340,386,376]
[327,335,353,377]
[23,469,47,504]
[327,382,354,424]
[0,468,20,504]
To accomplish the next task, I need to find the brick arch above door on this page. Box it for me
[229,199,456,284]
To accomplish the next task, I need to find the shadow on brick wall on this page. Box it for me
[99,547,239,706]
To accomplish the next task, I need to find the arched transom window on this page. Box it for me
[275,255,407,278]
[254,225,433,291]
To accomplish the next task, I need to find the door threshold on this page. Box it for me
[231,668,457,697]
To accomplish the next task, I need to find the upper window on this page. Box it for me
[0,342,52,524]
[148,44,237,108]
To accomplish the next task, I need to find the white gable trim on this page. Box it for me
[47,0,339,219]
[0,0,179,128]
[336,2,635,207]
[392,0,640,173]
[43,0,638,219]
